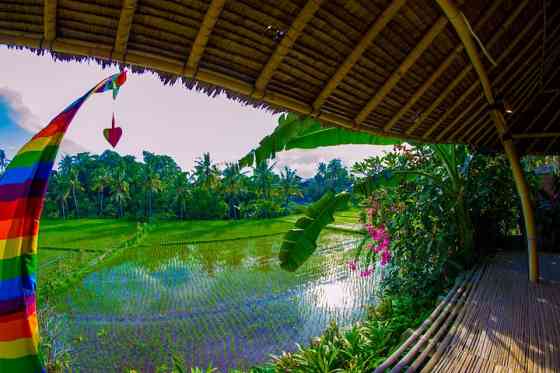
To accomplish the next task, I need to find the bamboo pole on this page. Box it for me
[185,0,226,73]
[419,0,533,138]
[458,46,540,142]
[464,60,543,144]
[426,14,542,141]
[43,0,57,45]
[112,0,137,60]
[513,132,560,139]
[527,106,560,152]
[354,16,450,126]
[312,0,406,113]
[436,0,539,283]
[383,0,504,132]
[253,0,323,99]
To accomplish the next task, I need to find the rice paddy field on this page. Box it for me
[38,211,373,372]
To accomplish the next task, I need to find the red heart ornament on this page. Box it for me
[103,114,123,148]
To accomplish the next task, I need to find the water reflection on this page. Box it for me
[56,232,376,372]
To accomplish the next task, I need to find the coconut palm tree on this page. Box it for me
[111,170,130,218]
[173,172,191,219]
[50,173,71,219]
[194,152,220,189]
[91,168,112,216]
[144,168,163,218]
[252,161,276,199]
[222,162,247,219]
[279,166,302,206]
[68,168,83,218]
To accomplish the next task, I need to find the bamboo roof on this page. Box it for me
[1,0,559,153]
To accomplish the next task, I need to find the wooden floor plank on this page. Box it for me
[427,253,560,372]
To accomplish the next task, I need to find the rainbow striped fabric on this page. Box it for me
[0,71,126,372]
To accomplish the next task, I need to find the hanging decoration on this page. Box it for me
[0,71,127,373]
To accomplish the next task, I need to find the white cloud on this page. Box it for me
[0,86,89,154]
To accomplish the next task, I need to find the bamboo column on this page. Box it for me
[435,0,539,282]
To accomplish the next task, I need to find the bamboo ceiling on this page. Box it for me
[1,0,559,153]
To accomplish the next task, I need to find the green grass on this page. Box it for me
[39,219,139,250]
[143,217,297,246]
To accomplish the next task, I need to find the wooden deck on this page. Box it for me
[423,253,560,373]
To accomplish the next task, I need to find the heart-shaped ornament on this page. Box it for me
[103,114,123,148]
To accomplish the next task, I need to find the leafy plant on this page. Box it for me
[279,191,350,271]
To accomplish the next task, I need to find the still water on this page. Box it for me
[55,232,376,372]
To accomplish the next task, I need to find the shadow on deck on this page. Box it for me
[427,252,560,372]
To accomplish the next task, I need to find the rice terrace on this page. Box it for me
[1,0,560,372]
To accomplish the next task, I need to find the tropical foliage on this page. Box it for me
[41,150,353,221]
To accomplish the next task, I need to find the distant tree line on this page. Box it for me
[0,148,353,220]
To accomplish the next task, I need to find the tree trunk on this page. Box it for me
[72,186,79,218]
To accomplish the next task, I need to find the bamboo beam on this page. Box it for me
[185,0,226,73]
[430,11,542,141]
[418,0,531,138]
[43,0,57,45]
[527,104,560,152]
[477,29,560,146]
[522,91,560,134]
[354,16,450,126]
[476,72,542,146]
[513,132,560,139]
[312,0,406,113]
[436,0,539,283]
[463,57,543,143]
[464,45,540,141]
[382,0,504,132]
[253,0,322,98]
[113,0,137,60]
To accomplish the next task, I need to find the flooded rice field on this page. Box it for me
[52,231,376,372]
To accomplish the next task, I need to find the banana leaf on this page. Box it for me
[279,191,351,271]
[240,114,400,167]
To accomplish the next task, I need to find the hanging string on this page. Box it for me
[461,11,497,67]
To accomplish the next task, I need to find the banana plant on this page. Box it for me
[240,114,474,270]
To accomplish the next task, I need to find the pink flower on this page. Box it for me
[360,267,374,277]
[380,251,392,266]
[347,260,357,271]
[372,228,385,241]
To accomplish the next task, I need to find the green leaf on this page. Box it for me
[239,114,400,167]
[279,191,351,271]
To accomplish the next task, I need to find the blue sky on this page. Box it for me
[0,97,30,158]
[0,47,389,177]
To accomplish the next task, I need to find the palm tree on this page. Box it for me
[51,173,71,219]
[111,170,130,218]
[279,166,302,206]
[91,168,112,216]
[144,168,163,218]
[252,161,276,199]
[173,172,190,219]
[194,152,220,188]
[68,168,83,218]
[222,162,246,218]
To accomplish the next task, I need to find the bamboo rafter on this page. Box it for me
[43,0,57,45]
[476,20,560,145]
[252,0,323,99]
[459,48,545,143]
[354,16,450,126]
[311,0,406,114]
[527,104,560,152]
[427,8,542,141]
[513,132,560,139]
[412,0,530,137]
[477,68,543,146]
[474,68,543,145]
[185,0,227,74]
[113,0,138,61]
[454,40,546,143]
[383,0,504,132]
[440,29,540,140]
[474,63,544,144]
[521,91,560,134]
[0,31,431,144]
